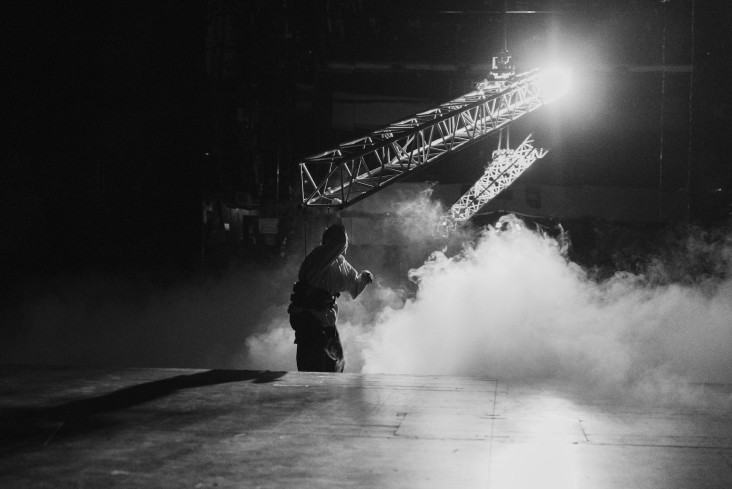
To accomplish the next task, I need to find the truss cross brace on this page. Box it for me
[442,134,547,229]
[299,69,552,209]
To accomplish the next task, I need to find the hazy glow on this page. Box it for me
[538,67,572,102]
[10,182,730,412]
[489,395,584,487]
[358,222,732,402]
[237,208,732,410]
[490,441,579,489]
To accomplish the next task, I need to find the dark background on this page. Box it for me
[3,0,731,282]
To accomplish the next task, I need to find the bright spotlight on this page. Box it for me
[537,67,572,103]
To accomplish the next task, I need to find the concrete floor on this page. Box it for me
[1,365,731,488]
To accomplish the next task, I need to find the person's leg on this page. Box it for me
[324,326,344,372]
[292,312,324,371]
[291,314,343,373]
[296,343,310,371]
[297,342,338,372]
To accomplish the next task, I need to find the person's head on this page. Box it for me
[322,222,348,254]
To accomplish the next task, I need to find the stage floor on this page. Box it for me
[1,365,731,488]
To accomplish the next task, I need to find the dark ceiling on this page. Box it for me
[2,0,730,275]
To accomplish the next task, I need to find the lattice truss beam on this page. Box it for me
[299,69,551,209]
[442,134,547,229]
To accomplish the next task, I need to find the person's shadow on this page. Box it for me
[0,369,286,454]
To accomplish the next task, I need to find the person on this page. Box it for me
[288,222,373,372]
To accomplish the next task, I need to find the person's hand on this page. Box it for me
[362,270,373,284]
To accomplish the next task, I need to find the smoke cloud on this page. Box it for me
[361,217,731,398]
[243,213,732,407]
[3,187,731,409]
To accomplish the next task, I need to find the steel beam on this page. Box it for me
[442,134,547,229]
[299,69,552,209]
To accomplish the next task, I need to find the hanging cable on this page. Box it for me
[685,0,696,222]
[658,2,668,223]
[503,0,508,52]
[503,1,510,153]
[303,207,309,258]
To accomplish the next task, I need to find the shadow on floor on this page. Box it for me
[0,369,287,454]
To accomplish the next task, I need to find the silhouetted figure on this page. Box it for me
[288,222,373,372]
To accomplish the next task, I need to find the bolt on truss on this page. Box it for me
[441,134,547,230]
[299,68,554,209]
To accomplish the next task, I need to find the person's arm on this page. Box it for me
[339,257,373,299]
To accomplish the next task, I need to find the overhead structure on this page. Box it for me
[299,67,565,210]
[441,134,547,230]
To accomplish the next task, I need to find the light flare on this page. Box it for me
[538,67,572,102]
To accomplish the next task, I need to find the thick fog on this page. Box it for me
[3,193,731,407]
[244,207,732,406]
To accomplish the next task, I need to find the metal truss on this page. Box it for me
[299,69,551,209]
[442,134,547,229]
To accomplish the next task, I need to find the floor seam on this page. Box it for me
[485,381,499,487]
[578,419,590,443]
